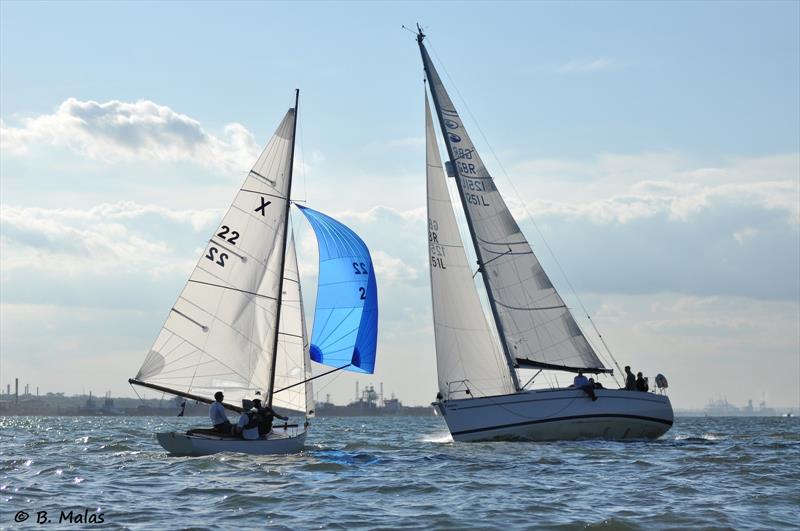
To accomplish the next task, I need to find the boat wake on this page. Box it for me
[674,433,725,442]
[421,433,454,444]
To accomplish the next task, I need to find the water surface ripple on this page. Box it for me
[1,416,798,529]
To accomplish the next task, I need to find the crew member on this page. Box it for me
[573,371,597,401]
[252,398,289,437]
[624,366,636,391]
[636,372,649,392]
[236,407,260,440]
[209,391,232,434]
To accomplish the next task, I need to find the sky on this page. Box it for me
[1,1,798,410]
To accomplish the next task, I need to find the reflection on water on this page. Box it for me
[1,416,798,529]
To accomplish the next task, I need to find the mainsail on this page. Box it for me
[426,95,516,398]
[297,205,378,374]
[419,36,608,374]
[271,231,314,416]
[134,108,297,406]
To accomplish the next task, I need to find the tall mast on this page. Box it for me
[417,28,521,391]
[267,89,300,408]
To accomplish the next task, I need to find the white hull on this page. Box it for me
[436,388,673,442]
[156,426,307,456]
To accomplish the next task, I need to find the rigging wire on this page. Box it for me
[297,94,309,204]
[312,364,347,396]
[426,38,624,386]
[130,381,146,405]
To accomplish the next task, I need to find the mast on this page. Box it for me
[267,89,300,408]
[416,29,521,391]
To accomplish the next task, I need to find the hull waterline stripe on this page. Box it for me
[449,413,674,436]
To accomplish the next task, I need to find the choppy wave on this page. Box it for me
[1,416,798,529]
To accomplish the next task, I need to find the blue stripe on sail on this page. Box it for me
[297,205,378,374]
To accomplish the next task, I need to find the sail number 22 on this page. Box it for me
[205,224,240,268]
[206,247,228,267]
[353,262,368,300]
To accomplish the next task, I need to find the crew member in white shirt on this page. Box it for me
[209,391,233,434]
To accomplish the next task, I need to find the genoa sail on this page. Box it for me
[419,40,608,374]
[134,108,297,406]
[426,95,516,398]
[297,205,378,374]
[271,231,314,416]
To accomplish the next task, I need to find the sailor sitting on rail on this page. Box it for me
[573,371,597,401]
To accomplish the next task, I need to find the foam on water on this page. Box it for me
[1,415,798,529]
[420,432,454,444]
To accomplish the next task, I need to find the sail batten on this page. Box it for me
[420,40,607,374]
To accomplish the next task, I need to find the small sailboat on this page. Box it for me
[416,28,673,442]
[129,91,378,456]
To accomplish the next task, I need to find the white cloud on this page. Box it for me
[0,201,219,276]
[371,250,418,283]
[506,153,800,225]
[0,98,261,173]
[733,226,760,245]
[333,205,426,224]
[588,293,800,409]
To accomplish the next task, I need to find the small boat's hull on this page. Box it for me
[436,388,673,442]
[156,427,307,456]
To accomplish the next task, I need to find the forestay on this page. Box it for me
[426,96,516,398]
[297,205,378,374]
[420,43,607,374]
[135,109,296,406]
[271,232,314,416]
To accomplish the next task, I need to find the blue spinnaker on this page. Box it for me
[297,205,378,374]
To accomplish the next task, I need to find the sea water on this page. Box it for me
[1,416,797,529]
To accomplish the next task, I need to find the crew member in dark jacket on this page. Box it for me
[252,398,289,438]
[636,372,649,392]
[624,366,636,390]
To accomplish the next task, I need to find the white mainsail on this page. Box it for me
[135,109,296,406]
[426,96,516,398]
[272,231,314,415]
[420,43,607,373]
